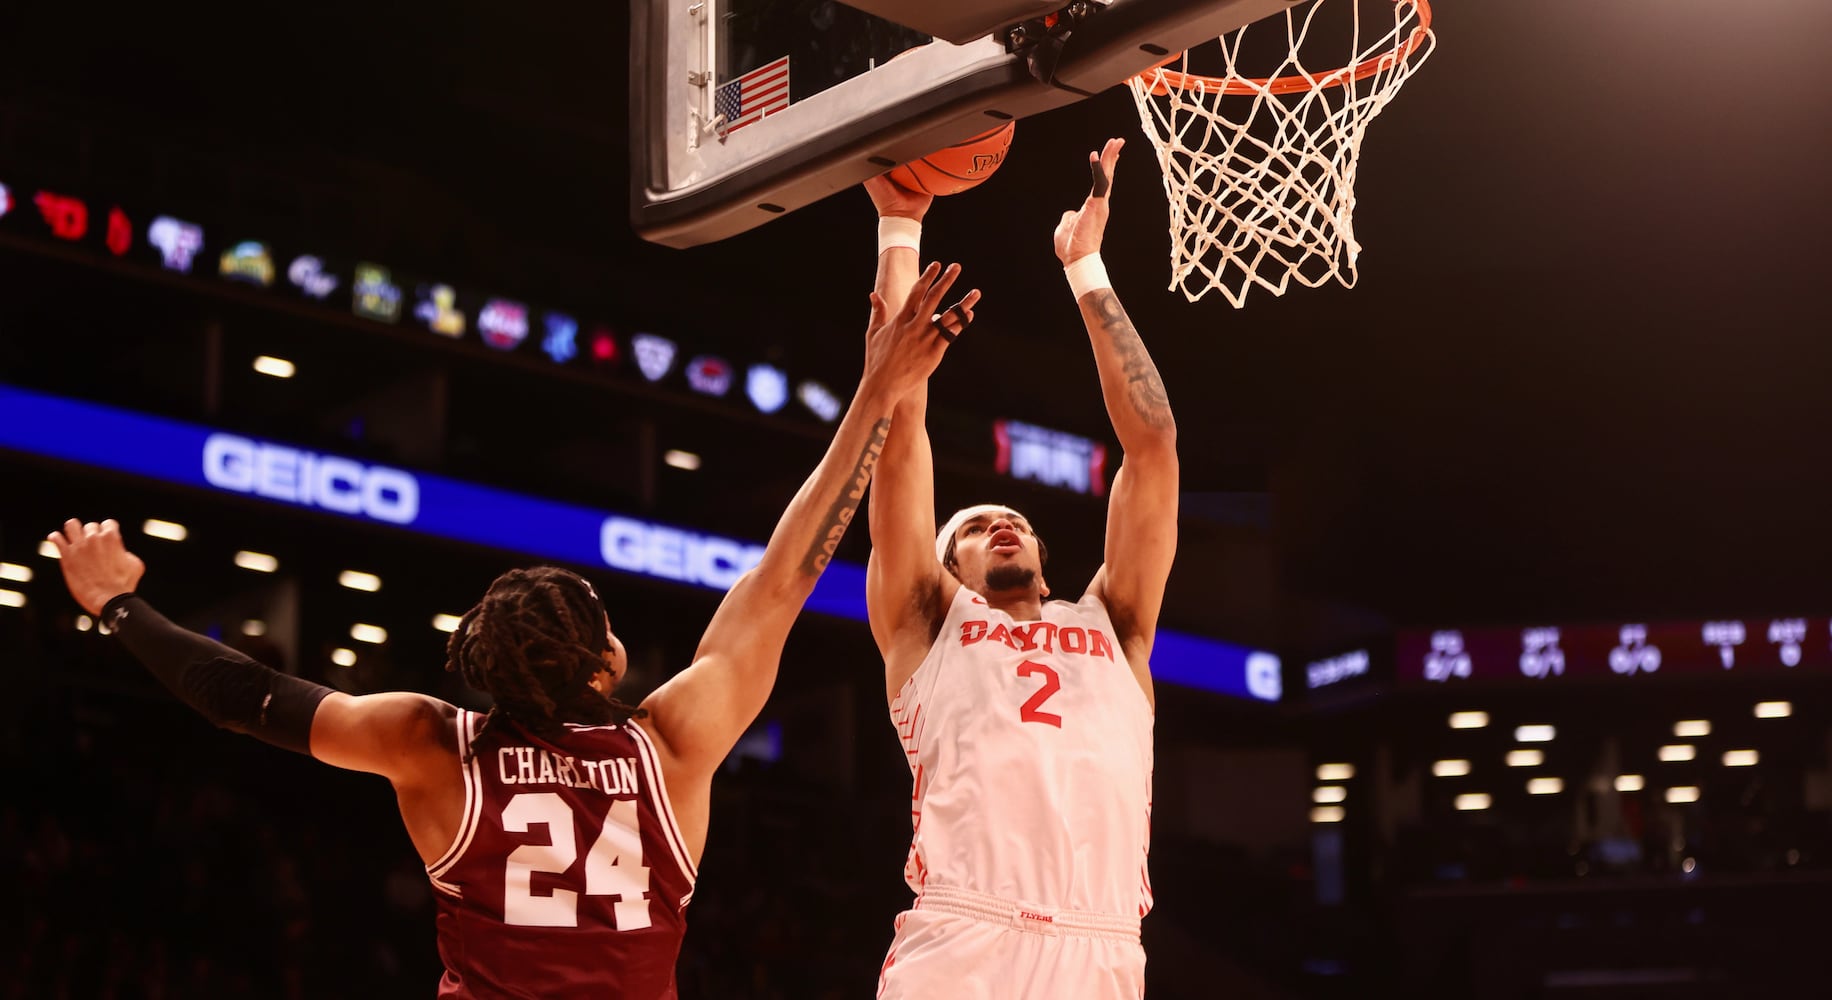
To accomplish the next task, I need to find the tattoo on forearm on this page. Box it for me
[803,418,892,575]
[1092,291,1173,430]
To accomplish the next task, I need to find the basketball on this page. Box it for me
[887,122,1015,196]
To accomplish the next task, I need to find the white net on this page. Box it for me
[1126,0,1435,307]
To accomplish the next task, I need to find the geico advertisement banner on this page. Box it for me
[0,383,1275,700]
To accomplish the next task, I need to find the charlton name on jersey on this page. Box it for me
[493,746,642,795]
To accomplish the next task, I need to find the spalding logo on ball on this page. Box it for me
[887,122,1015,197]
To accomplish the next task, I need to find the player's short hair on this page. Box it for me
[935,504,1049,574]
[445,566,644,757]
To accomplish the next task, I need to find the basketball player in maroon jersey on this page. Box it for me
[47,260,978,1000]
[864,139,1178,998]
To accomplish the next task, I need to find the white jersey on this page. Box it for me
[890,585,1154,918]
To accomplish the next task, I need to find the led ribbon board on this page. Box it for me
[0,384,1277,700]
[1400,620,1831,684]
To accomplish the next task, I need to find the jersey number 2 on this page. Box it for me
[1018,660,1063,728]
[502,793,652,929]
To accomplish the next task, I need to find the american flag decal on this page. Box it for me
[715,55,790,134]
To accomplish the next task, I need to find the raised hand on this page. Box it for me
[48,518,146,617]
[864,173,933,222]
[861,262,981,400]
[1053,137,1125,266]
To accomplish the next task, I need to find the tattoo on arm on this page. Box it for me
[803,418,892,575]
[1092,291,1173,430]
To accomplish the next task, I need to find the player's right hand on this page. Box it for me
[48,518,146,617]
[861,261,980,399]
[865,173,932,222]
[1054,137,1125,266]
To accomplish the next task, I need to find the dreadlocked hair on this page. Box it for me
[445,566,645,760]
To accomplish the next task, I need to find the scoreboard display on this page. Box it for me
[1398,618,1830,685]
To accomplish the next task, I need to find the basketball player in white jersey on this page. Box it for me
[864,137,1177,999]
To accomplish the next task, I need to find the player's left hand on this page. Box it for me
[1053,137,1124,266]
[48,518,145,617]
[861,262,981,400]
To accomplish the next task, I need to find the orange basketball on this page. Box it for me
[887,121,1015,196]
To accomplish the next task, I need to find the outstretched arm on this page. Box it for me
[1053,139,1179,695]
[50,519,455,783]
[860,177,977,696]
[640,260,973,783]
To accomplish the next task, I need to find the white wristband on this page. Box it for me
[1064,253,1111,300]
[878,216,922,256]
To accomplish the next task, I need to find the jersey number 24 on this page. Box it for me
[502,793,652,929]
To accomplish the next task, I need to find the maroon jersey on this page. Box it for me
[428,710,697,999]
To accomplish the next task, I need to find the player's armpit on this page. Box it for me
[1088,456,1179,658]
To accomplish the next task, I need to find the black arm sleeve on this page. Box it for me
[101,594,333,755]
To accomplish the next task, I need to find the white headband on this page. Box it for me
[935,504,1025,563]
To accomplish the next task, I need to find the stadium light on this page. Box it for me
[1674,720,1711,738]
[1658,744,1697,762]
[1505,749,1544,767]
[252,355,296,378]
[1666,786,1701,804]
[1316,763,1355,781]
[1310,806,1345,823]
[0,589,25,609]
[432,614,464,633]
[1615,774,1645,792]
[1448,711,1489,730]
[234,551,279,573]
[1722,749,1759,767]
[339,570,382,592]
[38,540,60,559]
[241,619,267,637]
[1514,724,1556,743]
[1454,793,1492,811]
[350,623,388,644]
[0,562,31,583]
[142,519,188,541]
[663,449,702,471]
[1526,777,1563,795]
[75,615,94,632]
[1431,759,1471,778]
[1754,701,1792,719]
[1312,786,1347,804]
[330,648,358,667]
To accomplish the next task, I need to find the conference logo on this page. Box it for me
[632,333,677,383]
[543,313,579,364]
[414,284,466,337]
[353,263,403,322]
[219,241,276,287]
[686,355,733,397]
[746,364,788,414]
[478,299,529,350]
[148,216,206,272]
[288,256,340,300]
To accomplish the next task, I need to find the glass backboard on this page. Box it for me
[630,0,1295,247]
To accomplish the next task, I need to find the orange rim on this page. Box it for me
[1136,0,1432,97]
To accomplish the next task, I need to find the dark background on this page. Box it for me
[3,0,1832,996]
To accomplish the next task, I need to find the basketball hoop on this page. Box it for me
[1127,0,1434,307]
